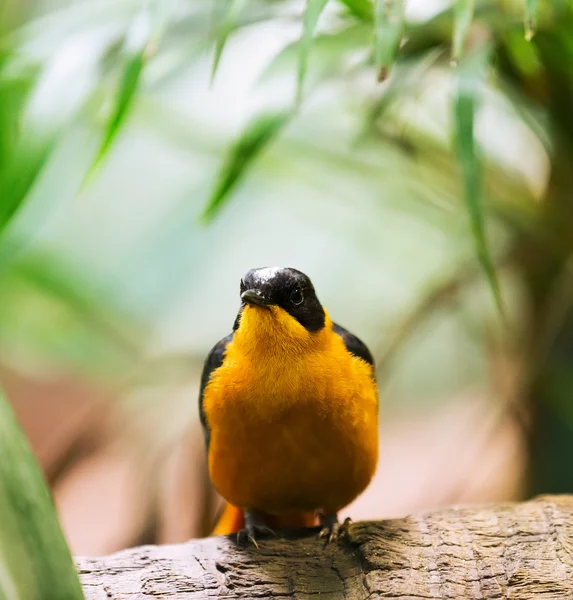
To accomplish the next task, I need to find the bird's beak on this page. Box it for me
[241,289,271,307]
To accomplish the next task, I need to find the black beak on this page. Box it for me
[241,289,271,307]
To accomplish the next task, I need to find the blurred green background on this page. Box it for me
[1,0,571,559]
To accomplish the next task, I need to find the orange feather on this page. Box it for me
[205,305,378,533]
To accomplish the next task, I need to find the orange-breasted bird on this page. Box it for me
[199,267,378,544]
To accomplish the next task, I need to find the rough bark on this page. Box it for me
[76,495,573,600]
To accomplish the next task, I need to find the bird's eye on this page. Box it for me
[240,279,246,292]
[290,287,304,305]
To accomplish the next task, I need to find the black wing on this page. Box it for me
[199,333,233,450]
[333,323,374,368]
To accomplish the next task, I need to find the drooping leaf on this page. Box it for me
[451,0,474,64]
[373,0,405,81]
[338,0,374,22]
[297,0,330,104]
[503,29,542,78]
[87,16,150,178]
[0,389,85,600]
[202,109,292,221]
[525,0,538,41]
[453,46,504,317]
[0,56,52,239]
[0,136,55,239]
[211,0,249,83]
[0,52,23,170]
[93,51,145,168]
[87,0,177,180]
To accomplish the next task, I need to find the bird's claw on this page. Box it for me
[319,516,352,543]
[237,524,276,548]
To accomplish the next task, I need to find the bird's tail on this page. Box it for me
[212,503,319,535]
[212,503,245,535]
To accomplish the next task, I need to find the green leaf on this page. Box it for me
[503,29,542,77]
[0,56,52,239]
[87,0,178,180]
[202,109,292,221]
[87,14,151,179]
[0,389,84,600]
[0,137,55,239]
[0,52,22,170]
[374,0,405,81]
[338,0,373,21]
[297,0,330,104]
[92,51,145,170]
[525,0,538,41]
[211,0,249,83]
[451,0,474,65]
[453,47,505,317]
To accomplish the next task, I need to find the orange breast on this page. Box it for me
[203,311,378,516]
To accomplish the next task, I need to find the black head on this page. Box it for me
[236,267,325,332]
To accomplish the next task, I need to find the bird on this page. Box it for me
[199,266,379,545]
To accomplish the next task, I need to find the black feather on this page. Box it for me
[332,323,374,368]
[199,333,233,449]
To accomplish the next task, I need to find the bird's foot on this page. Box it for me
[236,510,276,548]
[319,514,352,543]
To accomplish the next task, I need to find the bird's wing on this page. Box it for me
[332,323,374,367]
[199,333,233,449]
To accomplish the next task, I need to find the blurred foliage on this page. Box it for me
[2,0,573,562]
[0,390,84,599]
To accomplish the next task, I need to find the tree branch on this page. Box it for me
[76,495,573,599]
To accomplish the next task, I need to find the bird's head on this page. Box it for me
[233,267,327,349]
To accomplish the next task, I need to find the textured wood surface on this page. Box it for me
[76,495,573,599]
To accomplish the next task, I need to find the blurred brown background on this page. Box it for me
[2,361,525,555]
